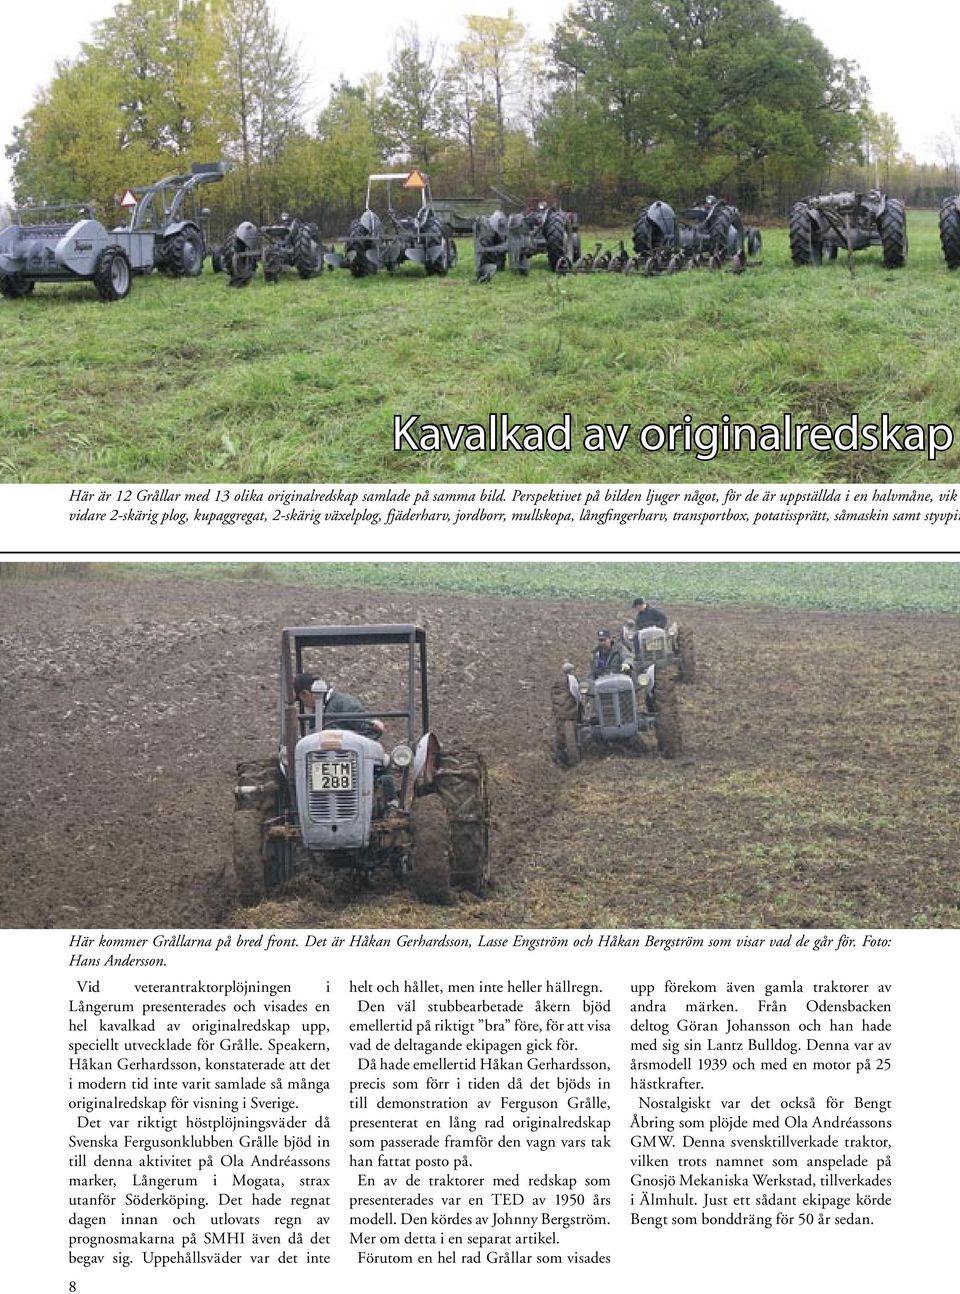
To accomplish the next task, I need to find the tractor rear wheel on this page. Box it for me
[653,669,683,758]
[676,624,697,684]
[543,209,571,270]
[411,793,452,904]
[293,224,321,278]
[233,808,266,906]
[93,247,132,301]
[422,217,450,277]
[435,748,490,895]
[263,833,294,891]
[939,198,960,270]
[220,233,237,277]
[347,219,376,277]
[0,274,34,299]
[632,213,651,256]
[789,203,821,267]
[708,205,732,261]
[165,229,204,277]
[878,199,907,268]
[557,718,580,766]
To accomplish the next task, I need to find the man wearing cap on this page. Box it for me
[631,596,668,629]
[590,628,630,679]
[293,673,385,738]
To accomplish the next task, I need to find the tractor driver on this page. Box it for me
[293,673,385,739]
[590,629,631,679]
[630,596,668,630]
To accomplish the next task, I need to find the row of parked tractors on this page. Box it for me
[211,180,957,287]
[3,162,960,301]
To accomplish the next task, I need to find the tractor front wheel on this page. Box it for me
[93,247,132,301]
[940,198,960,270]
[411,793,452,904]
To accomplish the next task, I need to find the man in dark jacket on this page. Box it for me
[631,596,668,629]
[293,673,385,738]
[590,629,629,679]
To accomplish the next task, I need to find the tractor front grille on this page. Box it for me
[307,750,360,822]
[638,630,667,660]
[598,687,636,727]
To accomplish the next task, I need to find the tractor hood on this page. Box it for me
[296,727,386,765]
[294,728,386,852]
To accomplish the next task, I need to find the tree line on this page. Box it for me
[6,0,959,234]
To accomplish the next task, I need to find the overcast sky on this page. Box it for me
[1,0,954,205]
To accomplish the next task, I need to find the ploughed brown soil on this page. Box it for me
[0,575,957,930]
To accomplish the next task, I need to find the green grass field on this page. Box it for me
[44,559,958,614]
[2,210,959,483]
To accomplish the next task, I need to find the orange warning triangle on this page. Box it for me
[119,189,138,208]
[403,170,427,190]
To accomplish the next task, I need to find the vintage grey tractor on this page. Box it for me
[624,619,697,684]
[217,216,326,287]
[123,161,226,275]
[233,625,489,905]
[632,196,761,274]
[335,173,457,277]
[939,195,960,270]
[0,204,154,301]
[789,190,907,269]
[550,656,682,767]
[474,198,581,277]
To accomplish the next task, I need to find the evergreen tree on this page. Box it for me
[380,27,446,168]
